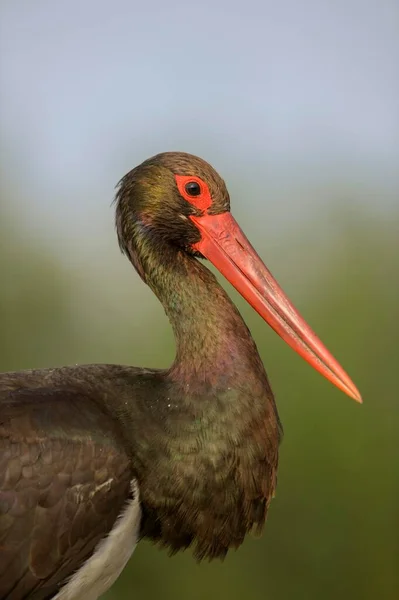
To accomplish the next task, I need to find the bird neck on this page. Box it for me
[137,240,267,392]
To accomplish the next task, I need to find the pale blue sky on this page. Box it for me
[0,0,398,244]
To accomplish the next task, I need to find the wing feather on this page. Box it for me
[0,388,133,600]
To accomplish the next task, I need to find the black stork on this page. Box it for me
[0,152,361,600]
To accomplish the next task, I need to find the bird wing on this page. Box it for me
[0,387,134,600]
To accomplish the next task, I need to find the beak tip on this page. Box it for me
[348,386,363,404]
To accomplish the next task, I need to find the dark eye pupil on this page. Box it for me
[185,181,201,196]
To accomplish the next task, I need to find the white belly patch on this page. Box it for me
[54,480,141,600]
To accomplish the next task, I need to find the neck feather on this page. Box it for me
[133,238,268,392]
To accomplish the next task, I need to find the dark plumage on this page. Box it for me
[0,152,360,600]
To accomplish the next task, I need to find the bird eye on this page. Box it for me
[184,181,201,197]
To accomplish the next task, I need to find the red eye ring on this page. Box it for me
[175,175,212,212]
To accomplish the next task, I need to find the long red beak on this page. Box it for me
[191,212,362,403]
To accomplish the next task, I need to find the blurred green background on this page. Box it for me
[1,1,398,599]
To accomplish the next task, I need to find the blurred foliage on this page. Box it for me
[1,198,398,600]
